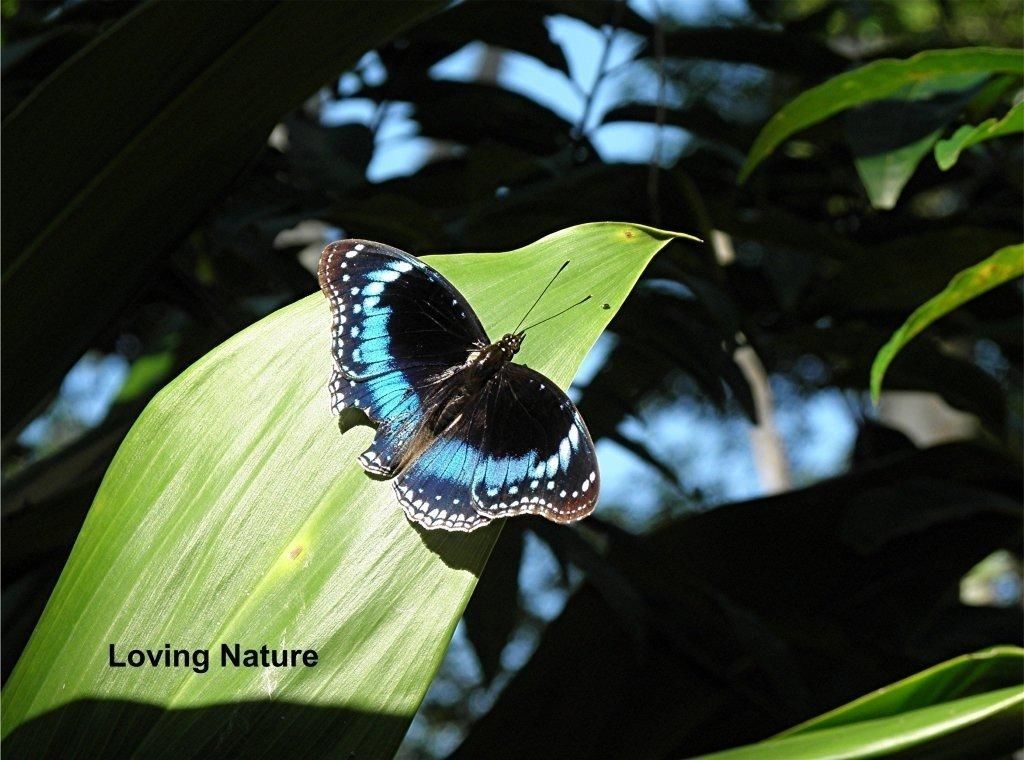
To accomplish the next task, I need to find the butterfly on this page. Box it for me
[317,239,600,532]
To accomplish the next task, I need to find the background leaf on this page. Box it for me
[739,47,1023,182]
[935,100,1024,169]
[871,243,1024,403]
[0,223,697,757]
[846,73,987,209]
[697,647,1024,760]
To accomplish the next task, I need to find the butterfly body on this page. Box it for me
[318,239,599,532]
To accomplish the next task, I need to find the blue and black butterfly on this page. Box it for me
[317,239,600,532]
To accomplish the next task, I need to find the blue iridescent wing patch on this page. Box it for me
[319,239,600,532]
[394,429,492,531]
[318,239,488,477]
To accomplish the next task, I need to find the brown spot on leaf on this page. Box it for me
[289,546,303,560]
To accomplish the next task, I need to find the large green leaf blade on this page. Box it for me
[1,223,697,757]
[694,647,1024,760]
[870,243,1024,403]
[738,47,1023,183]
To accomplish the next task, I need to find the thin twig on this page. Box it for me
[368,101,389,140]
[572,2,625,146]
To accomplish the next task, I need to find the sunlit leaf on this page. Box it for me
[935,100,1024,169]
[870,243,1024,403]
[0,223,698,758]
[739,47,1023,182]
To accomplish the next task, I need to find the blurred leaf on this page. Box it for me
[814,227,1019,314]
[330,193,451,252]
[963,73,1020,121]
[284,115,374,192]
[850,420,917,466]
[606,431,686,492]
[1,223,697,757]
[871,243,1024,403]
[543,0,650,35]
[854,134,937,210]
[456,164,704,251]
[842,480,1022,553]
[377,0,649,81]
[602,102,757,151]
[114,351,176,404]
[396,2,570,75]
[785,322,1009,433]
[0,0,136,117]
[935,100,1024,170]
[660,26,849,75]
[1,0,446,440]
[698,648,1024,759]
[739,47,1024,182]
[845,73,987,209]
[362,80,579,155]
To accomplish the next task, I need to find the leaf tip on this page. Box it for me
[621,223,703,244]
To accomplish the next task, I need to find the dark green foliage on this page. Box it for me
[454,445,1022,759]
[2,0,1021,757]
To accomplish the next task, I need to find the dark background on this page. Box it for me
[2,1,1021,757]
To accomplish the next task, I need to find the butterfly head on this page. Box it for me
[498,332,525,357]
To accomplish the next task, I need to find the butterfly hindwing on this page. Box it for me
[318,240,488,475]
[470,364,599,524]
[394,430,493,532]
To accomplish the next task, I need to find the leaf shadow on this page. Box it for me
[2,697,411,758]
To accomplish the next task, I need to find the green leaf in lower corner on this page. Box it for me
[935,100,1024,170]
[871,243,1024,403]
[695,647,1024,760]
[738,47,1023,183]
[0,222,698,758]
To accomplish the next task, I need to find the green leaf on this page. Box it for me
[935,100,1024,170]
[695,647,1024,759]
[854,128,938,209]
[1,0,446,439]
[870,243,1024,403]
[739,47,1024,183]
[0,222,698,758]
[847,73,987,209]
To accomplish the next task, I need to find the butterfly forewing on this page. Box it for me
[318,239,488,476]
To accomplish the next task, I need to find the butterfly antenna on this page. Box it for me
[513,260,570,334]
[521,295,592,333]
